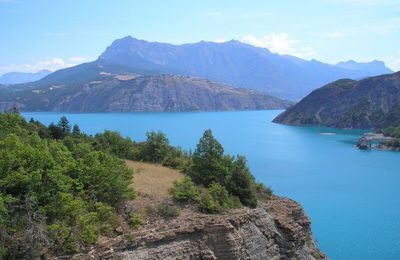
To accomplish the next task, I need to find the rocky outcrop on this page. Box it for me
[63,197,326,260]
[273,72,400,129]
[357,137,370,150]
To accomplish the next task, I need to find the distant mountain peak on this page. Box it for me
[0,70,52,84]
[335,60,392,74]
[97,36,394,100]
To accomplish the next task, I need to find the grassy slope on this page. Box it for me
[126,160,184,200]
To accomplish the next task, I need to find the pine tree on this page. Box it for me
[57,116,71,134]
[72,124,81,136]
[190,129,228,186]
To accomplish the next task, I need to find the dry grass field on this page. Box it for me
[125,160,184,201]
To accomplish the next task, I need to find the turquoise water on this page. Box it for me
[22,110,400,260]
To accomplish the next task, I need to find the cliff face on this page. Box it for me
[64,197,326,260]
[273,72,400,129]
[0,74,292,112]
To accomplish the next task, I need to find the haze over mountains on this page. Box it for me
[98,36,393,100]
[273,72,400,129]
[0,36,394,113]
[0,70,51,84]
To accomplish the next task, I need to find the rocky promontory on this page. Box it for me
[64,196,325,260]
[0,73,292,112]
[274,72,400,129]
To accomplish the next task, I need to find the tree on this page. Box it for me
[57,116,71,134]
[72,124,81,136]
[48,123,65,139]
[189,129,228,186]
[228,156,258,208]
[94,130,137,159]
[139,131,169,163]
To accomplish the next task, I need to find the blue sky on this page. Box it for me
[0,0,399,75]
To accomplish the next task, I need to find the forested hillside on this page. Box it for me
[0,112,268,258]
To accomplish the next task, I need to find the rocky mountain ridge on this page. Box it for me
[97,36,393,100]
[0,74,292,112]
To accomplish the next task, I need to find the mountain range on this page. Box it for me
[96,36,393,100]
[0,36,394,113]
[0,69,51,84]
[273,72,400,129]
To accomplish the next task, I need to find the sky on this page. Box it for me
[0,0,399,75]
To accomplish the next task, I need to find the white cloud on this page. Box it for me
[213,39,227,43]
[68,56,92,63]
[207,12,224,16]
[0,56,94,74]
[241,33,316,58]
[381,51,400,72]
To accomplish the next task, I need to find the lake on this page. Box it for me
[22,110,400,260]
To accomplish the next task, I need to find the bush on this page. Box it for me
[169,177,199,202]
[128,213,143,229]
[146,201,180,219]
[161,147,191,170]
[199,183,239,214]
[255,183,273,202]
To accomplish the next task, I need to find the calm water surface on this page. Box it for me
[22,110,400,260]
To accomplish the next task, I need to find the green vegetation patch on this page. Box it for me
[0,112,272,258]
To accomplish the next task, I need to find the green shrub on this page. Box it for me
[199,183,239,214]
[0,114,135,256]
[128,212,143,229]
[146,201,180,219]
[138,131,170,163]
[228,156,258,208]
[169,177,199,202]
[188,129,263,210]
[255,183,273,202]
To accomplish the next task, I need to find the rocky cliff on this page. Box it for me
[0,74,292,112]
[63,196,326,260]
[274,72,400,129]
